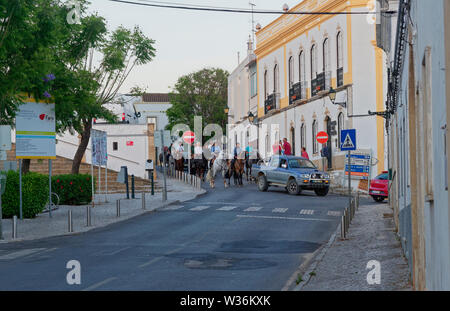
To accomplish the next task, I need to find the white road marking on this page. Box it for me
[272,208,288,213]
[82,277,117,291]
[189,206,210,211]
[300,209,315,215]
[163,205,184,211]
[236,215,333,222]
[244,206,263,212]
[0,248,46,260]
[327,211,342,217]
[105,247,131,256]
[217,206,238,211]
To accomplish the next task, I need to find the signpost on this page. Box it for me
[340,129,357,209]
[316,131,329,170]
[183,131,195,175]
[92,129,108,203]
[16,98,56,219]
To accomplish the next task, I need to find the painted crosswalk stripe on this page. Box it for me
[300,209,314,215]
[163,205,184,211]
[272,208,288,213]
[190,206,210,211]
[0,248,46,260]
[217,206,238,211]
[327,211,342,217]
[244,206,263,212]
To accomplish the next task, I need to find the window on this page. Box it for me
[288,57,294,88]
[265,134,270,155]
[264,70,268,100]
[312,120,318,154]
[310,44,317,80]
[338,112,344,149]
[288,158,316,169]
[337,32,343,69]
[274,64,279,94]
[250,65,257,97]
[113,142,118,151]
[299,50,305,82]
[290,127,296,156]
[270,156,280,168]
[301,123,306,149]
[323,38,330,72]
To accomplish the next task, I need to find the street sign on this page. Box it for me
[0,125,11,151]
[316,131,329,144]
[91,129,107,166]
[183,131,195,145]
[340,129,357,151]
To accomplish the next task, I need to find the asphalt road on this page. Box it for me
[0,177,370,291]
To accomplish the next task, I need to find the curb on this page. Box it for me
[292,221,342,291]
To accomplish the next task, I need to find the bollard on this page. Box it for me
[68,210,73,232]
[12,215,17,239]
[116,199,121,217]
[86,205,91,227]
[340,215,346,239]
[131,175,135,199]
[142,192,146,210]
[344,208,349,232]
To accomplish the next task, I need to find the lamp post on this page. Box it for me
[328,87,346,108]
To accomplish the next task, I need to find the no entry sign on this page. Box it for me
[183,131,195,144]
[316,131,329,144]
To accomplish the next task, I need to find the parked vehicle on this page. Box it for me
[369,171,389,202]
[251,155,331,196]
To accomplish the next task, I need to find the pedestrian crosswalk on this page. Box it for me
[161,204,344,218]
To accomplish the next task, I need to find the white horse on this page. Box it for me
[206,151,231,188]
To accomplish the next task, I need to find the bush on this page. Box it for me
[1,171,49,218]
[52,174,93,205]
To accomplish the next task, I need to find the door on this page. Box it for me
[325,117,333,169]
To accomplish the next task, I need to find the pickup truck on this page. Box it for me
[251,155,331,196]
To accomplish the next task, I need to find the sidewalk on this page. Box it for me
[0,178,206,243]
[298,202,412,291]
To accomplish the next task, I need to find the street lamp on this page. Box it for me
[328,87,346,108]
[248,111,255,124]
[224,107,229,114]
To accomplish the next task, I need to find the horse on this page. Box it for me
[232,152,245,186]
[206,151,232,188]
[194,154,208,181]
[245,151,261,183]
[174,151,185,172]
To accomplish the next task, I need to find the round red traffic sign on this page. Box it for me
[316,131,329,144]
[183,131,195,144]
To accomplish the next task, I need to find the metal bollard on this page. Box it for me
[142,192,146,210]
[68,210,73,232]
[12,215,17,239]
[344,208,349,232]
[116,199,121,217]
[340,215,346,239]
[86,205,91,227]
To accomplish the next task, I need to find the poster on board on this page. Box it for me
[91,129,108,166]
[15,100,56,159]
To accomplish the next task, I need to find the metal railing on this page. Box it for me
[340,192,360,240]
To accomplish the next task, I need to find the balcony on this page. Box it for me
[289,82,302,105]
[311,72,325,97]
[264,92,280,114]
[337,67,344,87]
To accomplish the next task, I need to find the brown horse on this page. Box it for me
[174,151,184,172]
[232,158,245,186]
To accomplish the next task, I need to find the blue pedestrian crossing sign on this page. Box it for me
[340,129,356,151]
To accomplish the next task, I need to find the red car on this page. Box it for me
[369,171,389,202]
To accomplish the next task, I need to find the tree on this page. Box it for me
[166,68,229,133]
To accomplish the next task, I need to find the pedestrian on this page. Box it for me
[301,147,309,160]
[272,141,282,155]
[194,141,203,158]
[282,138,292,156]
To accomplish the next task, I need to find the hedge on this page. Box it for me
[1,171,49,218]
[52,174,93,205]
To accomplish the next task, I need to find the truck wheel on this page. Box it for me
[314,187,329,197]
[257,175,269,192]
[287,179,300,195]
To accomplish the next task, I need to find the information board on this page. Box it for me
[91,129,108,166]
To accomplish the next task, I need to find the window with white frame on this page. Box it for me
[264,70,268,100]
[288,56,294,88]
[312,120,318,154]
[299,50,305,83]
[337,32,344,69]
[274,64,279,94]
[323,38,330,72]
[310,44,317,80]
[301,123,306,149]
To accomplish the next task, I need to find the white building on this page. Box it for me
[228,0,389,190]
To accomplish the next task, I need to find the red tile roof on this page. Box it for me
[142,93,170,103]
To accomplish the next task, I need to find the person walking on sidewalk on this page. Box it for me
[301,147,309,160]
[282,138,292,156]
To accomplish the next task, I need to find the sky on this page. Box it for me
[88,0,301,94]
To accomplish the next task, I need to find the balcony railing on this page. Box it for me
[325,71,332,90]
[337,67,344,87]
[264,92,280,114]
[311,72,326,96]
[289,82,302,105]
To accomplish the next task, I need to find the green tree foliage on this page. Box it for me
[166,68,229,132]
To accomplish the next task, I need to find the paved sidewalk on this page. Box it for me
[299,202,412,291]
[0,178,205,243]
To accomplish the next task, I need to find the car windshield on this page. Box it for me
[376,173,389,180]
[288,158,316,169]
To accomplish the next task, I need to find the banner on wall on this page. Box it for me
[91,129,108,166]
[15,99,56,159]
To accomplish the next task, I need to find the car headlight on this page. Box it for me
[323,173,330,179]
[299,173,310,179]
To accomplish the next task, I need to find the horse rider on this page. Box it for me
[209,142,221,168]
[231,142,242,171]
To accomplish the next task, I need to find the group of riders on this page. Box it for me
[159,141,261,187]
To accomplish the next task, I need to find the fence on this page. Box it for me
[156,164,202,190]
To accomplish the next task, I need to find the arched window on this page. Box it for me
[265,134,270,156]
[338,112,344,149]
[323,38,330,72]
[274,64,279,94]
[312,120,318,154]
[290,127,296,156]
[288,57,294,88]
[301,123,306,149]
[299,50,305,83]
[337,31,344,87]
[264,70,268,99]
[310,44,317,80]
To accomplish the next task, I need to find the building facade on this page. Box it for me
[384,0,450,290]
[228,0,388,190]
